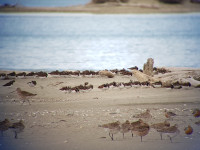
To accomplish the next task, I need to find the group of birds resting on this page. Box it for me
[99,108,200,142]
[0,119,25,139]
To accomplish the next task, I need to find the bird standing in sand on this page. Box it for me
[130,119,144,137]
[16,88,37,105]
[9,120,25,139]
[151,120,170,140]
[157,124,180,143]
[99,121,121,141]
[0,119,11,136]
[120,120,131,138]
[131,121,150,142]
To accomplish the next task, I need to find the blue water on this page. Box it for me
[0,13,200,71]
[0,0,90,7]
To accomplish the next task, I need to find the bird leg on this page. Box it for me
[1,131,3,136]
[123,133,124,139]
[141,136,143,142]
[14,131,18,139]
[160,133,163,140]
[27,99,31,105]
[109,133,113,141]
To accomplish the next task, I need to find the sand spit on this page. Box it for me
[0,67,200,150]
[0,0,200,14]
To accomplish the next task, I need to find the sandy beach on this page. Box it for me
[0,67,200,150]
[0,0,200,14]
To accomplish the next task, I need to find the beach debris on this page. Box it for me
[132,70,159,83]
[99,70,114,78]
[184,125,193,135]
[9,120,25,139]
[0,119,11,136]
[143,58,154,77]
[3,80,15,86]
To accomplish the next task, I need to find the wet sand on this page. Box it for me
[0,67,200,150]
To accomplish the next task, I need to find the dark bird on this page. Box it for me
[27,81,37,87]
[165,109,176,120]
[3,80,15,86]
[192,109,200,118]
[0,119,11,136]
[9,120,25,139]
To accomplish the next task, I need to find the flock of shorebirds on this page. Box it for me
[99,108,200,142]
[0,119,25,139]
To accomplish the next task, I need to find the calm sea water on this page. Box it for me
[0,0,90,7]
[0,13,200,71]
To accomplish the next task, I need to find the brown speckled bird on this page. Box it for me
[133,109,152,119]
[120,120,131,138]
[9,120,25,139]
[157,124,180,143]
[16,88,37,105]
[0,119,11,136]
[131,121,150,142]
[151,120,170,140]
[99,121,121,140]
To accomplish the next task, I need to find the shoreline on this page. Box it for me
[0,1,200,14]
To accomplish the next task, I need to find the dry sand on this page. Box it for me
[0,0,200,14]
[0,67,200,150]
